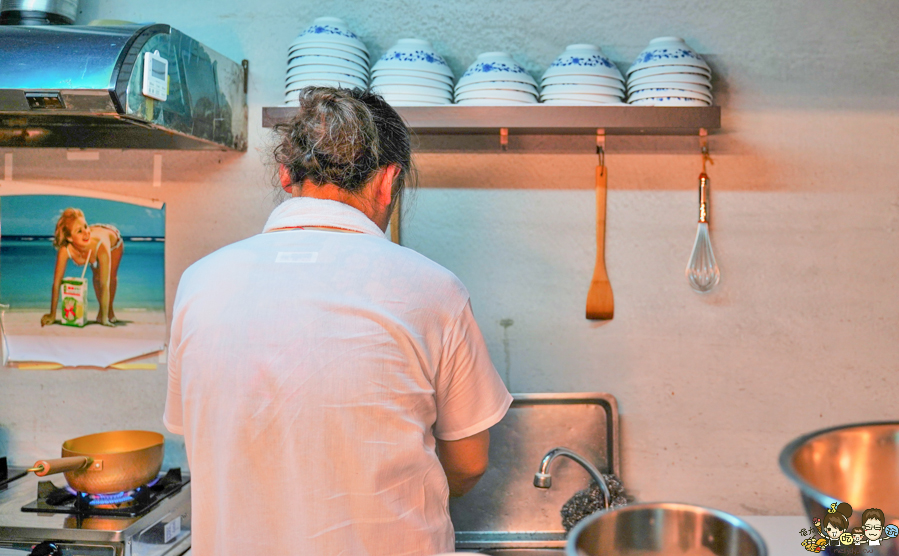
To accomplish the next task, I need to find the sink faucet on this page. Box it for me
[533,447,611,509]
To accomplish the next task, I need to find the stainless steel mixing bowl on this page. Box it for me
[566,502,767,556]
[780,421,899,554]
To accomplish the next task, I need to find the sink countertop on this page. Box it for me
[179,515,809,555]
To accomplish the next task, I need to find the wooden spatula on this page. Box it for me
[586,163,614,320]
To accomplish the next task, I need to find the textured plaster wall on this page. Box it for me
[1,0,898,516]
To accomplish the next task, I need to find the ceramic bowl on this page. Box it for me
[628,64,711,81]
[627,81,711,96]
[287,74,368,90]
[540,93,622,104]
[288,54,368,74]
[370,74,453,91]
[541,83,623,97]
[455,98,532,106]
[287,44,369,67]
[456,52,537,88]
[543,44,624,82]
[628,87,711,103]
[380,92,451,104]
[288,41,369,61]
[627,72,710,89]
[384,100,446,106]
[627,37,710,76]
[372,39,454,79]
[629,96,710,106]
[371,84,452,100]
[542,74,625,91]
[290,17,369,54]
[371,68,454,86]
[286,64,368,82]
[454,80,539,96]
[455,88,537,103]
[285,81,366,98]
[286,46,368,68]
[542,99,626,106]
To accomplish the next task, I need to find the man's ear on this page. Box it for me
[279,165,292,191]
[375,165,401,208]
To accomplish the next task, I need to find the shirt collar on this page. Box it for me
[262,197,386,238]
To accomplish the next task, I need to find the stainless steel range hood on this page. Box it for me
[0,24,248,150]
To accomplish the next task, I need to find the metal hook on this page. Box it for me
[596,129,606,174]
[699,128,713,174]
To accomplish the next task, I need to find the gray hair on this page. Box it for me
[272,87,416,208]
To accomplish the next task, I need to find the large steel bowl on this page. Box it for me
[566,502,767,556]
[780,421,899,554]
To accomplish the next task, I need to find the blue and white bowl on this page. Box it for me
[285,17,371,104]
[372,68,454,86]
[372,39,454,79]
[542,44,624,82]
[630,96,709,107]
[455,80,539,96]
[289,17,369,56]
[370,74,453,92]
[542,74,625,91]
[627,72,710,89]
[629,87,711,104]
[371,83,452,101]
[626,37,710,76]
[456,52,537,89]
[627,81,711,97]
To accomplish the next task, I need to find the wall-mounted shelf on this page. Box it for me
[262,105,720,153]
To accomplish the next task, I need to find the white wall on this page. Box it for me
[1,0,897,515]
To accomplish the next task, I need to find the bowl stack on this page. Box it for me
[285,17,370,106]
[539,45,626,105]
[370,39,454,106]
[454,52,538,106]
[625,37,712,106]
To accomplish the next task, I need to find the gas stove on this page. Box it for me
[0,464,190,556]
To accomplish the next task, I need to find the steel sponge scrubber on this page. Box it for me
[561,473,630,532]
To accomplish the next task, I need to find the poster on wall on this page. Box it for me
[0,192,166,369]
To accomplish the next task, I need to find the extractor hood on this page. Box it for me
[0,24,248,150]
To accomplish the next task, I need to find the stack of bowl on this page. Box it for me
[454,52,538,106]
[285,17,370,106]
[625,37,712,106]
[370,39,453,106]
[539,44,626,105]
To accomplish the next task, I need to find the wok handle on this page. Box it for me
[29,456,93,476]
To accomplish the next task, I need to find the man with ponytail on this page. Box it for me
[164,87,511,556]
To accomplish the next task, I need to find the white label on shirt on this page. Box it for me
[276,251,318,263]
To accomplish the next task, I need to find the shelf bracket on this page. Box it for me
[499,128,509,152]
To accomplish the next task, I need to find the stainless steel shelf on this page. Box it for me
[263,104,719,134]
[262,105,720,153]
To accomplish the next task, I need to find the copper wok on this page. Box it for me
[28,430,164,494]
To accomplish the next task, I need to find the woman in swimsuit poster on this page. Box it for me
[41,208,124,327]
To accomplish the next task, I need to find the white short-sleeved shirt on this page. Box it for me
[164,197,512,556]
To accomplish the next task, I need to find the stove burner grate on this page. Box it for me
[21,468,188,517]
